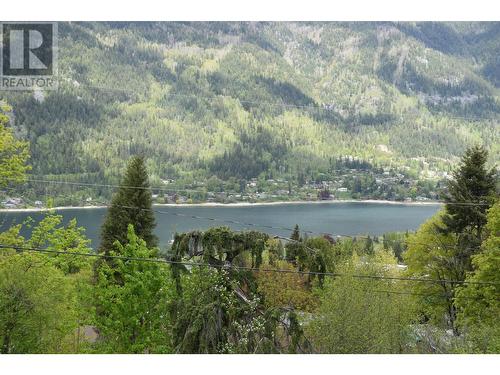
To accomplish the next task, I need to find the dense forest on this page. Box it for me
[0,22,499,205]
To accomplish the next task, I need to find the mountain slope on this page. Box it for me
[1,22,499,196]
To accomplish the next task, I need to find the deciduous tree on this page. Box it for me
[456,199,500,352]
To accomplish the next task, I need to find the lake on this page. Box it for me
[0,202,442,249]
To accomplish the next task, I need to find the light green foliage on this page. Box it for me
[257,260,317,312]
[0,253,78,353]
[0,102,30,187]
[456,200,500,352]
[307,249,417,353]
[404,212,460,330]
[0,210,93,275]
[27,213,93,274]
[94,225,174,353]
[0,210,95,352]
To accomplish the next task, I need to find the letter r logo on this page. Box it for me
[2,23,54,76]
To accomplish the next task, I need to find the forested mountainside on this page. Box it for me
[1,22,499,203]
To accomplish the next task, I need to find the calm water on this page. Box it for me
[0,202,441,248]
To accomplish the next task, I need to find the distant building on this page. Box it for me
[3,198,22,208]
[416,196,430,201]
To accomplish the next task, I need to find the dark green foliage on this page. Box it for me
[442,146,497,236]
[363,236,374,255]
[291,224,301,242]
[209,126,288,180]
[382,232,408,262]
[285,224,302,262]
[169,226,269,293]
[99,156,158,255]
[170,267,279,353]
[440,145,497,274]
[168,227,311,353]
[285,228,329,287]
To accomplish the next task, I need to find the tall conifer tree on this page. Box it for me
[99,156,158,255]
[441,145,497,275]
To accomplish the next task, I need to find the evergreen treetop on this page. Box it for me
[443,145,497,238]
[99,155,158,254]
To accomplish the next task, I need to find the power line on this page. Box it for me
[90,201,483,252]
[0,187,485,258]
[0,244,443,302]
[1,243,498,287]
[0,192,483,251]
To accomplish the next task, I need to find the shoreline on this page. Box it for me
[0,199,443,213]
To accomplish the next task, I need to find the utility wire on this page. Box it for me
[0,243,449,302]
[1,243,498,287]
[0,192,483,251]
[90,200,483,252]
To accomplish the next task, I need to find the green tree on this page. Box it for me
[99,155,158,255]
[169,227,310,353]
[26,212,93,274]
[291,224,301,242]
[455,199,500,352]
[0,210,94,276]
[0,253,79,353]
[406,147,497,335]
[257,260,317,312]
[94,225,174,353]
[307,250,417,353]
[285,224,302,262]
[382,232,408,263]
[0,102,30,187]
[171,266,287,354]
[0,210,95,353]
[440,145,497,276]
[404,212,461,333]
[363,235,374,255]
